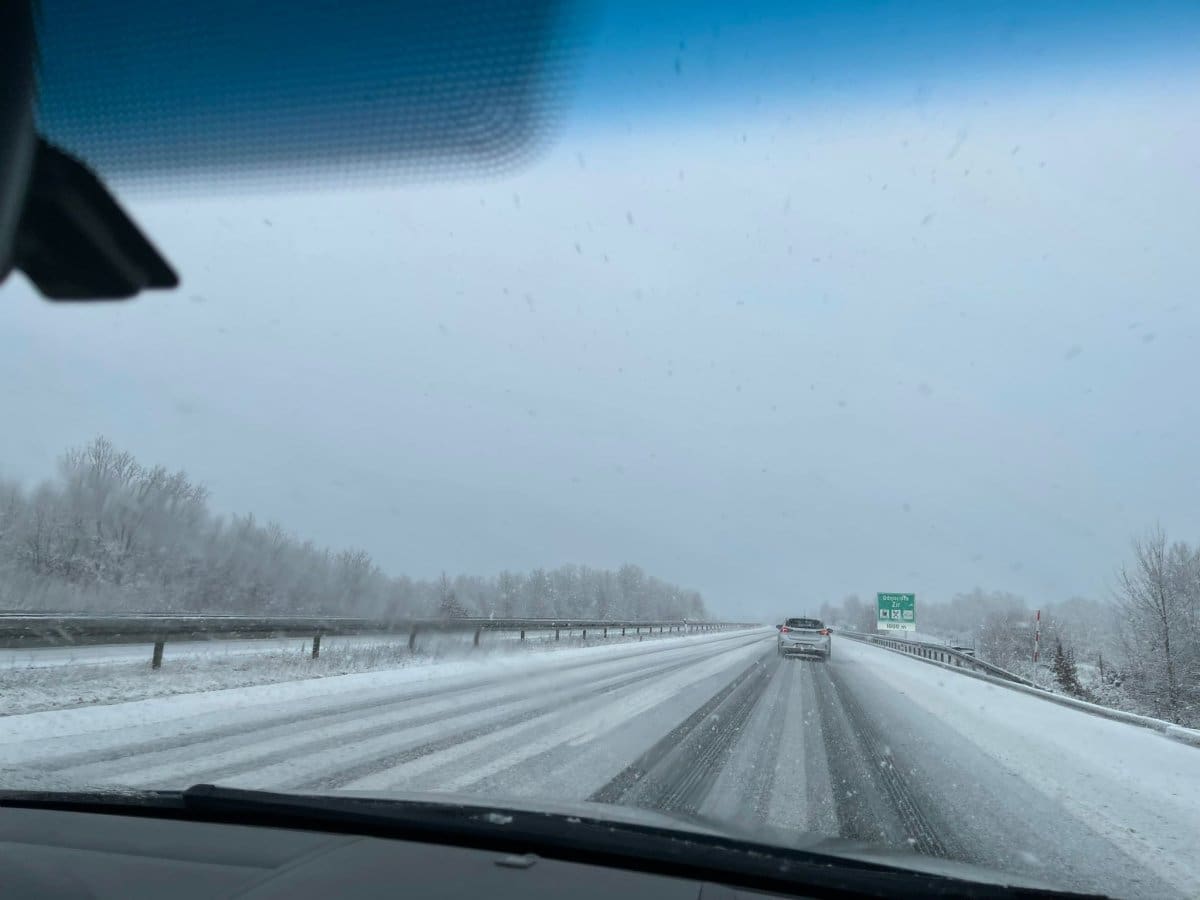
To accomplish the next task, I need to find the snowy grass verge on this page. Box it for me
[0,629,741,717]
[841,632,1200,748]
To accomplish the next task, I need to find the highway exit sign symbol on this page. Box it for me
[877,593,916,632]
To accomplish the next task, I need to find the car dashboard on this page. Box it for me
[0,803,797,900]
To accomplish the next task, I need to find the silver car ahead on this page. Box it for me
[777,617,832,660]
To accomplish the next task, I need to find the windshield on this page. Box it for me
[3,2,1200,898]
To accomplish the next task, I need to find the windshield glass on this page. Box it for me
[3,2,1200,898]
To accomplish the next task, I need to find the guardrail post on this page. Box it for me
[151,638,165,670]
[311,633,322,659]
[408,625,419,651]
[473,627,482,647]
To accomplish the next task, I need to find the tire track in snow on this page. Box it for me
[100,651,740,789]
[699,650,791,827]
[333,637,774,795]
[293,654,709,791]
[813,656,962,859]
[589,651,774,813]
[109,634,770,791]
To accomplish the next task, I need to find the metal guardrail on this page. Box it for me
[838,629,1034,687]
[0,613,758,668]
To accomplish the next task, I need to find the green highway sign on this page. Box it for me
[877,592,916,631]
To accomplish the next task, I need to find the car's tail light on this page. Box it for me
[780,626,790,633]
[819,628,830,635]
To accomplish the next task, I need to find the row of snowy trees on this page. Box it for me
[1113,527,1200,725]
[0,438,708,623]
[817,528,1200,727]
[430,565,706,622]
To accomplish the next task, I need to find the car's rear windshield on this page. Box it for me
[786,618,823,629]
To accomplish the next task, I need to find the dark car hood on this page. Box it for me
[0,782,1069,893]
[325,788,1063,892]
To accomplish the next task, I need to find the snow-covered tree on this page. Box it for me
[0,437,712,625]
[1115,528,1200,724]
[1052,638,1085,697]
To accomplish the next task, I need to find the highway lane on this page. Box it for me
[0,630,771,790]
[2,629,1197,898]
[691,643,1195,899]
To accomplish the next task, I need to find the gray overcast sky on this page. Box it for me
[2,69,1198,620]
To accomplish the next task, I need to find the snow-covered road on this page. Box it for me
[3,629,1196,898]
